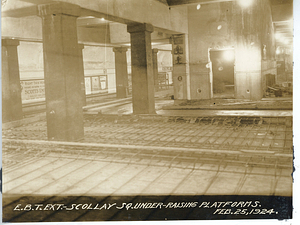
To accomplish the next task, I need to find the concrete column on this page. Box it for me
[113,47,128,98]
[235,36,262,100]
[38,2,84,141]
[234,0,264,100]
[127,23,156,114]
[2,39,23,123]
[152,48,159,90]
[172,34,191,100]
[78,44,86,106]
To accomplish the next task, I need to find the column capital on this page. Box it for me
[113,47,128,53]
[127,23,154,34]
[78,43,85,50]
[38,2,81,17]
[2,38,20,46]
[152,48,159,54]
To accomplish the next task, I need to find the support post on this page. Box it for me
[127,23,156,114]
[152,48,159,91]
[234,0,263,100]
[78,44,86,106]
[113,47,128,98]
[2,38,23,123]
[38,2,84,141]
[171,34,191,100]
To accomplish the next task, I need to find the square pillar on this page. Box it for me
[113,47,129,98]
[127,23,156,114]
[234,0,264,100]
[2,39,23,123]
[152,48,159,90]
[38,2,84,141]
[172,34,191,100]
[78,44,86,106]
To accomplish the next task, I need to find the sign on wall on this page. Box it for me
[20,79,45,101]
[85,77,92,95]
[100,76,107,89]
[85,75,108,95]
[173,35,185,64]
[92,77,101,92]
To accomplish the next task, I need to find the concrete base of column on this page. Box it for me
[172,64,189,100]
[235,71,263,100]
[2,39,23,123]
[116,86,128,98]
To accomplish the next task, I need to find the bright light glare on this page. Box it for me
[235,47,261,70]
[276,32,291,45]
[275,32,282,40]
[288,19,293,30]
[237,0,254,8]
[217,25,222,30]
[223,50,235,61]
[276,48,281,55]
[197,4,201,10]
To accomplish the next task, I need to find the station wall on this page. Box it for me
[259,0,277,96]
[14,40,172,103]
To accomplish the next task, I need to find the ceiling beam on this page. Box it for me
[156,0,169,5]
[271,4,293,22]
[1,6,37,17]
[167,0,231,6]
[19,0,53,4]
[77,17,111,27]
[270,0,293,5]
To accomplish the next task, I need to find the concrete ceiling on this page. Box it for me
[164,0,293,47]
[3,0,293,48]
[166,0,231,6]
[270,0,293,47]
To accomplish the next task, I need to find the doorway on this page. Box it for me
[209,49,235,99]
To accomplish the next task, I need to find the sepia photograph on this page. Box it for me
[1,0,296,223]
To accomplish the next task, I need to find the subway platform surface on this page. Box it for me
[2,96,293,222]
